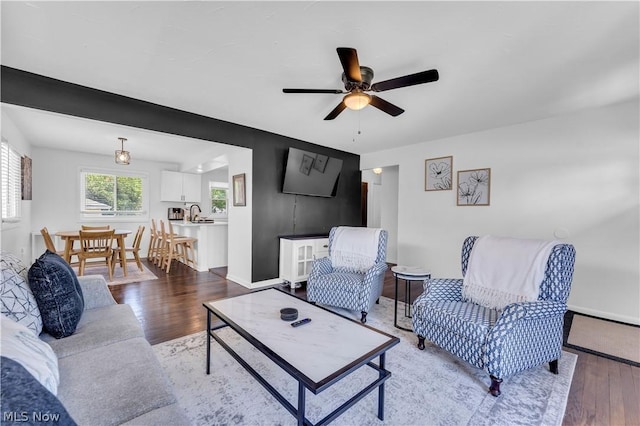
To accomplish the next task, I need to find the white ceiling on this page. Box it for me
[1,1,638,162]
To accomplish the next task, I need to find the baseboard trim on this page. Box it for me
[567,304,640,326]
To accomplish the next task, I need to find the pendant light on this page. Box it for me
[115,137,130,165]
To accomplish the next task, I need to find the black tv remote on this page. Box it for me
[291,318,311,327]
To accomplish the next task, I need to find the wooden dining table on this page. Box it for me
[55,229,132,276]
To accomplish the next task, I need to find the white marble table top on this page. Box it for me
[205,289,396,384]
[391,265,431,279]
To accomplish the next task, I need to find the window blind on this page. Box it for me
[1,140,22,220]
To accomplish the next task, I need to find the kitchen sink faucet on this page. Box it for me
[189,204,202,221]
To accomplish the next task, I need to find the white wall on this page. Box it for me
[362,100,640,324]
[225,149,253,287]
[1,111,32,263]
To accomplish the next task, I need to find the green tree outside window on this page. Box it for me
[82,172,144,217]
[210,187,227,213]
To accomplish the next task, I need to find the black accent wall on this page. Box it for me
[1,66,362,282]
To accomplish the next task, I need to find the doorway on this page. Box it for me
[361,166,399,263]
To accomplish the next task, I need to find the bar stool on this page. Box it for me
[160,220,197,273]
[170,221,197,270]
[153,219,177,267]
[148,219,163,266]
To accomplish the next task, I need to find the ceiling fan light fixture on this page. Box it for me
[115,137,130,165]
[343,91,371,111]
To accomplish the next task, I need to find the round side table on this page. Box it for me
[391,266,431,332]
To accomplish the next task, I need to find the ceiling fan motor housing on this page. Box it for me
[342,66,374,91]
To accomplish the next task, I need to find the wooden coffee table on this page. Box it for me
[203,288,400,426]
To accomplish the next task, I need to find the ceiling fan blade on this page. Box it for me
[337,47,362,82]
[369,95,405,117]
[371,69,439,92]
[283,88,344,94]
[324,102,347,120]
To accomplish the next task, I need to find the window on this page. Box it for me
[79,168,148,219]
[209,181,228,215]
[1,139,22,222]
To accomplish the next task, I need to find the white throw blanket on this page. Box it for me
[462,235,559,310]
[330,227,382,272]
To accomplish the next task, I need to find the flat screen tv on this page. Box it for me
[282,147,343,197]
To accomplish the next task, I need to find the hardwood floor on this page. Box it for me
[109,260,640,426]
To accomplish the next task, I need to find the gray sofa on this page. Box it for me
[43,275,187,425]
[1,251,187,426]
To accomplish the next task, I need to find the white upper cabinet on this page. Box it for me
[161,170,201,202]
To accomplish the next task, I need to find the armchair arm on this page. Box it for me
[309,257,333,280]
[364,262,388,281]
[422,278,464,302]
[77,275,116,310]
[496,300,567,325]
[485,300,567,378]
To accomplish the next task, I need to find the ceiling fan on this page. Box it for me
[283,47,439,120]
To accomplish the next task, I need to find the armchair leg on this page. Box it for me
[360,311,368,323]
[549,359,559,374]
[376,298,380,304]
[417,336,425,350]
[489,376,502,397]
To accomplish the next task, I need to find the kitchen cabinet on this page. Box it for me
[279,235,329,288]
[160,171,201,202]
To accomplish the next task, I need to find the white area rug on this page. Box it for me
[153,296,576,426]
[73,263,157,286]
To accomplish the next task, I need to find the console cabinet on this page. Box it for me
[279,236,329,287]
[160,170,201,202]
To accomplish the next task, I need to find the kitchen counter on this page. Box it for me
[172,222,228,271]
[172,221,226,227]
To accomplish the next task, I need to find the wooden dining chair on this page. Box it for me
[40,227,80,264]
[112,225,145,272]
[78,229,116,281]
[81,225,111,230]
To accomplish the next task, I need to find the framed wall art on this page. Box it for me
[425,156,452,191]
[299,154,314,175]
[21,155,32,200]
[232,173,246,206]
[313,154,328,173]
[457,168,491,206]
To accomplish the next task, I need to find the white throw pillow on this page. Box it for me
[1,267,43,335]
[0,314,59,395]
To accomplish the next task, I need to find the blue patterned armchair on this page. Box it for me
[307,227,388,323]
[412,236,576,396]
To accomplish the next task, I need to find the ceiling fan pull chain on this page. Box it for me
[353,112,363,143]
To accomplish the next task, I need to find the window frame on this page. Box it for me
[79,167,149,222]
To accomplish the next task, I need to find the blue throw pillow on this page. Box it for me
[27,251,84,339]
[0,356,77,425]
